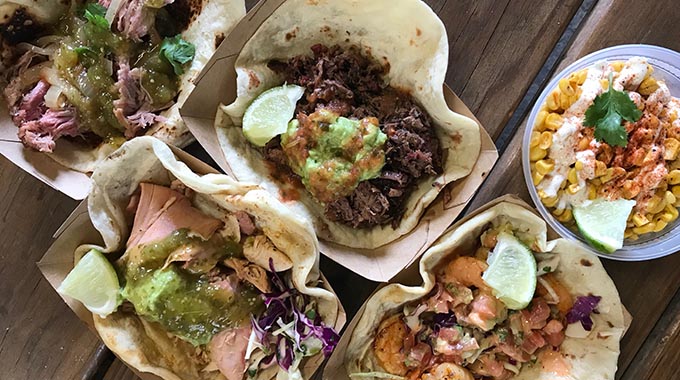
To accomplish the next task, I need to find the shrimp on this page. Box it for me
[373,314,409,376]
[420,363,474,380]
[536,273,573,314]
[439,256,490,292]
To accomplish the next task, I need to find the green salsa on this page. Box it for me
[281,109,387,203]
[49,2,190,142]
[120,229,261,346]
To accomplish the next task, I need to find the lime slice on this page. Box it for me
[242,84,306,147]
[57,249,121,317]
[482,232,537,310]
[573,198,636,253]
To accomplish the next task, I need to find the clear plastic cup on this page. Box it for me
[522,44,680,261]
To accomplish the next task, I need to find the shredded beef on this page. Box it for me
[267,45,443,228]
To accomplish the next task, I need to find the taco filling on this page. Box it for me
[366,224,602,380]
[64,181,339,380]
[2,0,196,152]
[252,44,443,229]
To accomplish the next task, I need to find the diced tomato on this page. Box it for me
[521,331,547,354]
[520,298,551,332]
[543,319,565,347]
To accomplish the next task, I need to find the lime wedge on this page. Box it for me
[242,84,305,147]
[573,198,636,253]
[482,232,537,310]
[57,249,121,317]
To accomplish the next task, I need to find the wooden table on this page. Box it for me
[1,0,679,379]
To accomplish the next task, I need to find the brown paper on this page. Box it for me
[323,195,632,380]
[37,145,346,380]
[180,0,499,282]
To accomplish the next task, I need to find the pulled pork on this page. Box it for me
[267,45,442,228]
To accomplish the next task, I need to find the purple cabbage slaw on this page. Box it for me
[250,259,339,373]
[566,294,601,331]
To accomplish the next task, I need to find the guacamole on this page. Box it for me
[281,109,387,203]
[120,229,263,346]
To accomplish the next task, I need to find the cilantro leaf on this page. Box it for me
[83,3,109,29]
[583,73,642,147]
[160,35,195,75]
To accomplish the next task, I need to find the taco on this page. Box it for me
[57,137,342,380]
[215,0,481,249]
[1,0,244,173]
[345,202,625,380]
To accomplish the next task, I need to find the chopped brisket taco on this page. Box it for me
[57,137,342,380]
[215,0,481,249]
[345,202,625,380]
[1,0,244,172]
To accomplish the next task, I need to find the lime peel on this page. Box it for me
[482,232,537,310]
[573,198,636,253]
[242,84,306,147]
[57,249,122,317]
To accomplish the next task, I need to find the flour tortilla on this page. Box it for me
[345,202,625,380]
[215,0,481,249]
[74,136,340,380]
[3,0,245,173]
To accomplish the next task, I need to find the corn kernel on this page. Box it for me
[544,113,563,131]
[535,159,555,175]
[672,185,680,198]
[600,79,609,90]
[577,136,590,151]
[567,183,581,195]
[575,160,584,171]
[624,229,636,239]
[546,90,561,111]
[611,61,625,72]
[668,169,680,185]
[665,190,677,205]
[588,185,597,200]
[542,196,559,208]
[558,78,576,96]
[632,213,649,227]
[538,131,553,150]
[575,69,588,85]
[646,63,654,77]
[560,92,573,110]
[530,131,541,147]
[653,220,669,233]
[646,196,666,214]
[568,168,578,184]
[638,76,660,96]
[665,204,679,221]
[658,212,673,222]
[600,168,614,183]
[532,170,544,186]
[552,208,565,217]
[594,161,607,177]
[556,209,573,222]
[534,110,549,129]
[633,223,655,235]
[664,138,680,161]
[530,147,547,161]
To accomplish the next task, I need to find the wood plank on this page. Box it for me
[0,156,106,380]
[622,288,680,380]
[442,0,582,139]
[467,0,680,378]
